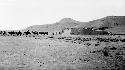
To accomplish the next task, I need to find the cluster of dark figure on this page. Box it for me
[0,30,48,37]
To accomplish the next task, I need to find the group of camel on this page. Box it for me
[0,30,48,36]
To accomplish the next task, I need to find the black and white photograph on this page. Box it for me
[0,0,125,70]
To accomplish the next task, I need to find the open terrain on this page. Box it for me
[0,16,125,70]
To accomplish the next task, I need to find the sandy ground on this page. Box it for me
[0,36,125,70]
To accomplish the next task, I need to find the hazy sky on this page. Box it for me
[0,0,125,30]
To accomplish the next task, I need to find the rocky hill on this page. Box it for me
[22,18,86,32]
[23,16,125,34]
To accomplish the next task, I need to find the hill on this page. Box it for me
[22,16,125,34]
[22,18,86,31]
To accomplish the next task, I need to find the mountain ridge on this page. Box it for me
[23,16,125,34]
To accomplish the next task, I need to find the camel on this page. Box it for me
[32,31,38,36]
[39,32,48,35]
[23,30,32,37]
[16,31,22,36]
[8,31,16,36]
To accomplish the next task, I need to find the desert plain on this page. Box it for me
[0,16,125,70]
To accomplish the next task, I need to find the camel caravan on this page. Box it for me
[0,30,48,37]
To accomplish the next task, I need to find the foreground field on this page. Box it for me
[0,36,125,70]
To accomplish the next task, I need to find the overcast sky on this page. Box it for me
[0,0,125,30]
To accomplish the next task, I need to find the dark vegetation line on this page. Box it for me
[57,36,125,43]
